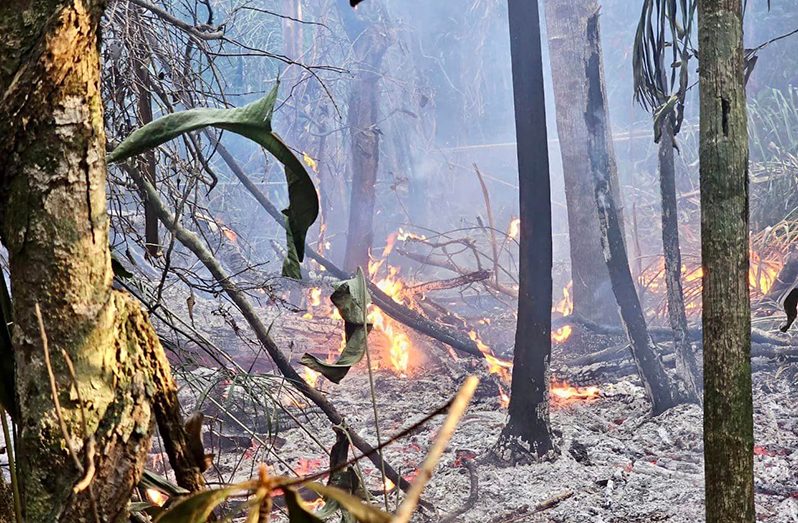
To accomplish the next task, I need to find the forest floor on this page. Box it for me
[160,289,798,523]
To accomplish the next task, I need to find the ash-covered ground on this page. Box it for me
[159,294,798,523]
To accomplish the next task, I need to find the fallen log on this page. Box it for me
[127,166,412,493]
[552,313,793,347]
[405,270,491,296]
[208,135,486,359]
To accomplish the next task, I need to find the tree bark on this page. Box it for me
[544,0,621,327]
[340,7,390,272]
[582,12,678,415]
[0,1,201,519]
[497,0,555,460]
[658,116,701,402]
[698,1,755,521]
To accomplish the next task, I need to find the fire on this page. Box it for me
[369,264,412,375]
[397,228,427,242]
[295,458,324,477]
[145,488,168,507]
[468,330,512,383]
[304,367,321,388]
[550,380,600,403]
[221,226,237,243]
[309,287,322,307]
[552,325,572,343]
[302,151,319,173]
[508,217,521,240]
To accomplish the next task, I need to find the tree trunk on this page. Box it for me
[698,1,755,521]
[132,19,160,258]
[582,12,678,415]
[658,115,701,402]
[340,8,389,272]
[544,0,621,327]
[497,0,555,461]
[0,2,199,518]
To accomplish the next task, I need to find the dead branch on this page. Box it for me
[439,455,479,523]
[127,166,413,493]
[405,270,491,296]
[207,135,487,359]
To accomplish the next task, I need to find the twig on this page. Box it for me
[439,457,478,523]
[473,164,500,288]
[405,270,491,296]
[393,376,479,523]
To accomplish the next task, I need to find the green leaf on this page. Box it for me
[282,210,302,279]
[107,83,319,278]
[285,488,324,523]
[653,94,679,143]
[140,469,190,498]
[304,483,391,523]
[111,254,134,279]
[300,268,371,383]
[153,485,240,522]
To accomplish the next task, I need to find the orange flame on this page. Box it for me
[552,325,573,343]
[145,488,168,507]
[550,380,600,403]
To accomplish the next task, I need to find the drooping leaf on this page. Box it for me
[315,428,361,522]
[652,94,680,142]
[111,254,134,279]
[304,483,391,523]
[282,210,302,279]
[153,485,241,523]
[285,488,325,523]
[300,268,371,383]
[107,83,319,278]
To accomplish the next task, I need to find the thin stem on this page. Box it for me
[1,409,21,522]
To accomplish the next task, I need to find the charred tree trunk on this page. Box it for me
[497,0,555,461]
[340,7,389,272]
[698,1,755,521]
[658,115,701,402]
[582,13,678,415]
[0,2,202,518]
[544,0,621,327]
[132,22,160,258]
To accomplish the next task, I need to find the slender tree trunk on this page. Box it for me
[544,0,621,327]
[0,2,200,518]
[132,20,160,257]
[582,12,678,415]
[497,0,554,461]
[658,116,701,401]
[698,1,755,521]
[340,8,389,272]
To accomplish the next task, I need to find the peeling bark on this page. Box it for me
[698,1,755,521]
[0,1,200,518]
[582,12,677,415]
[544,0,621,327]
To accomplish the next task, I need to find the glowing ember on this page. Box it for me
[221,226,237,243]
[552,325,573,343]
[508,217,521,240]
[145,488,168,507]
[295,458,324,477]
[550,380,601,403]
[304,367,322,388]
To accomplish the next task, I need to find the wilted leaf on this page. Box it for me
[285,488,324,523]
[107,83,319,278]
[653,94,680,142]
[154,485,240,523]
[304,483,391,523]
[300,268,372,383]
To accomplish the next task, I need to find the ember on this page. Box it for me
[550,380,601,403]
[145,488,168,508]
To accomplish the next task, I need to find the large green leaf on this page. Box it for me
[107,83,319,278]
[153,485,241,523]
[300,269,371,383]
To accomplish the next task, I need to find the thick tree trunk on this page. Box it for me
[340,8,389,272]
[0,2,200,519]
[544,0,621,327]
[497,0,555,461]
[582,13,678,415]
[658,116,701,402]
[698,1,755,521]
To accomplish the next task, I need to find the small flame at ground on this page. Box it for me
[508,217,521,240]
[145,488,168,507]
[550,380,601,403]
[552,325,573,343]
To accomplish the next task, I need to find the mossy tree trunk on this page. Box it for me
[698,1,755,521]
[497,0,555,461]
[0,1,196,519]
